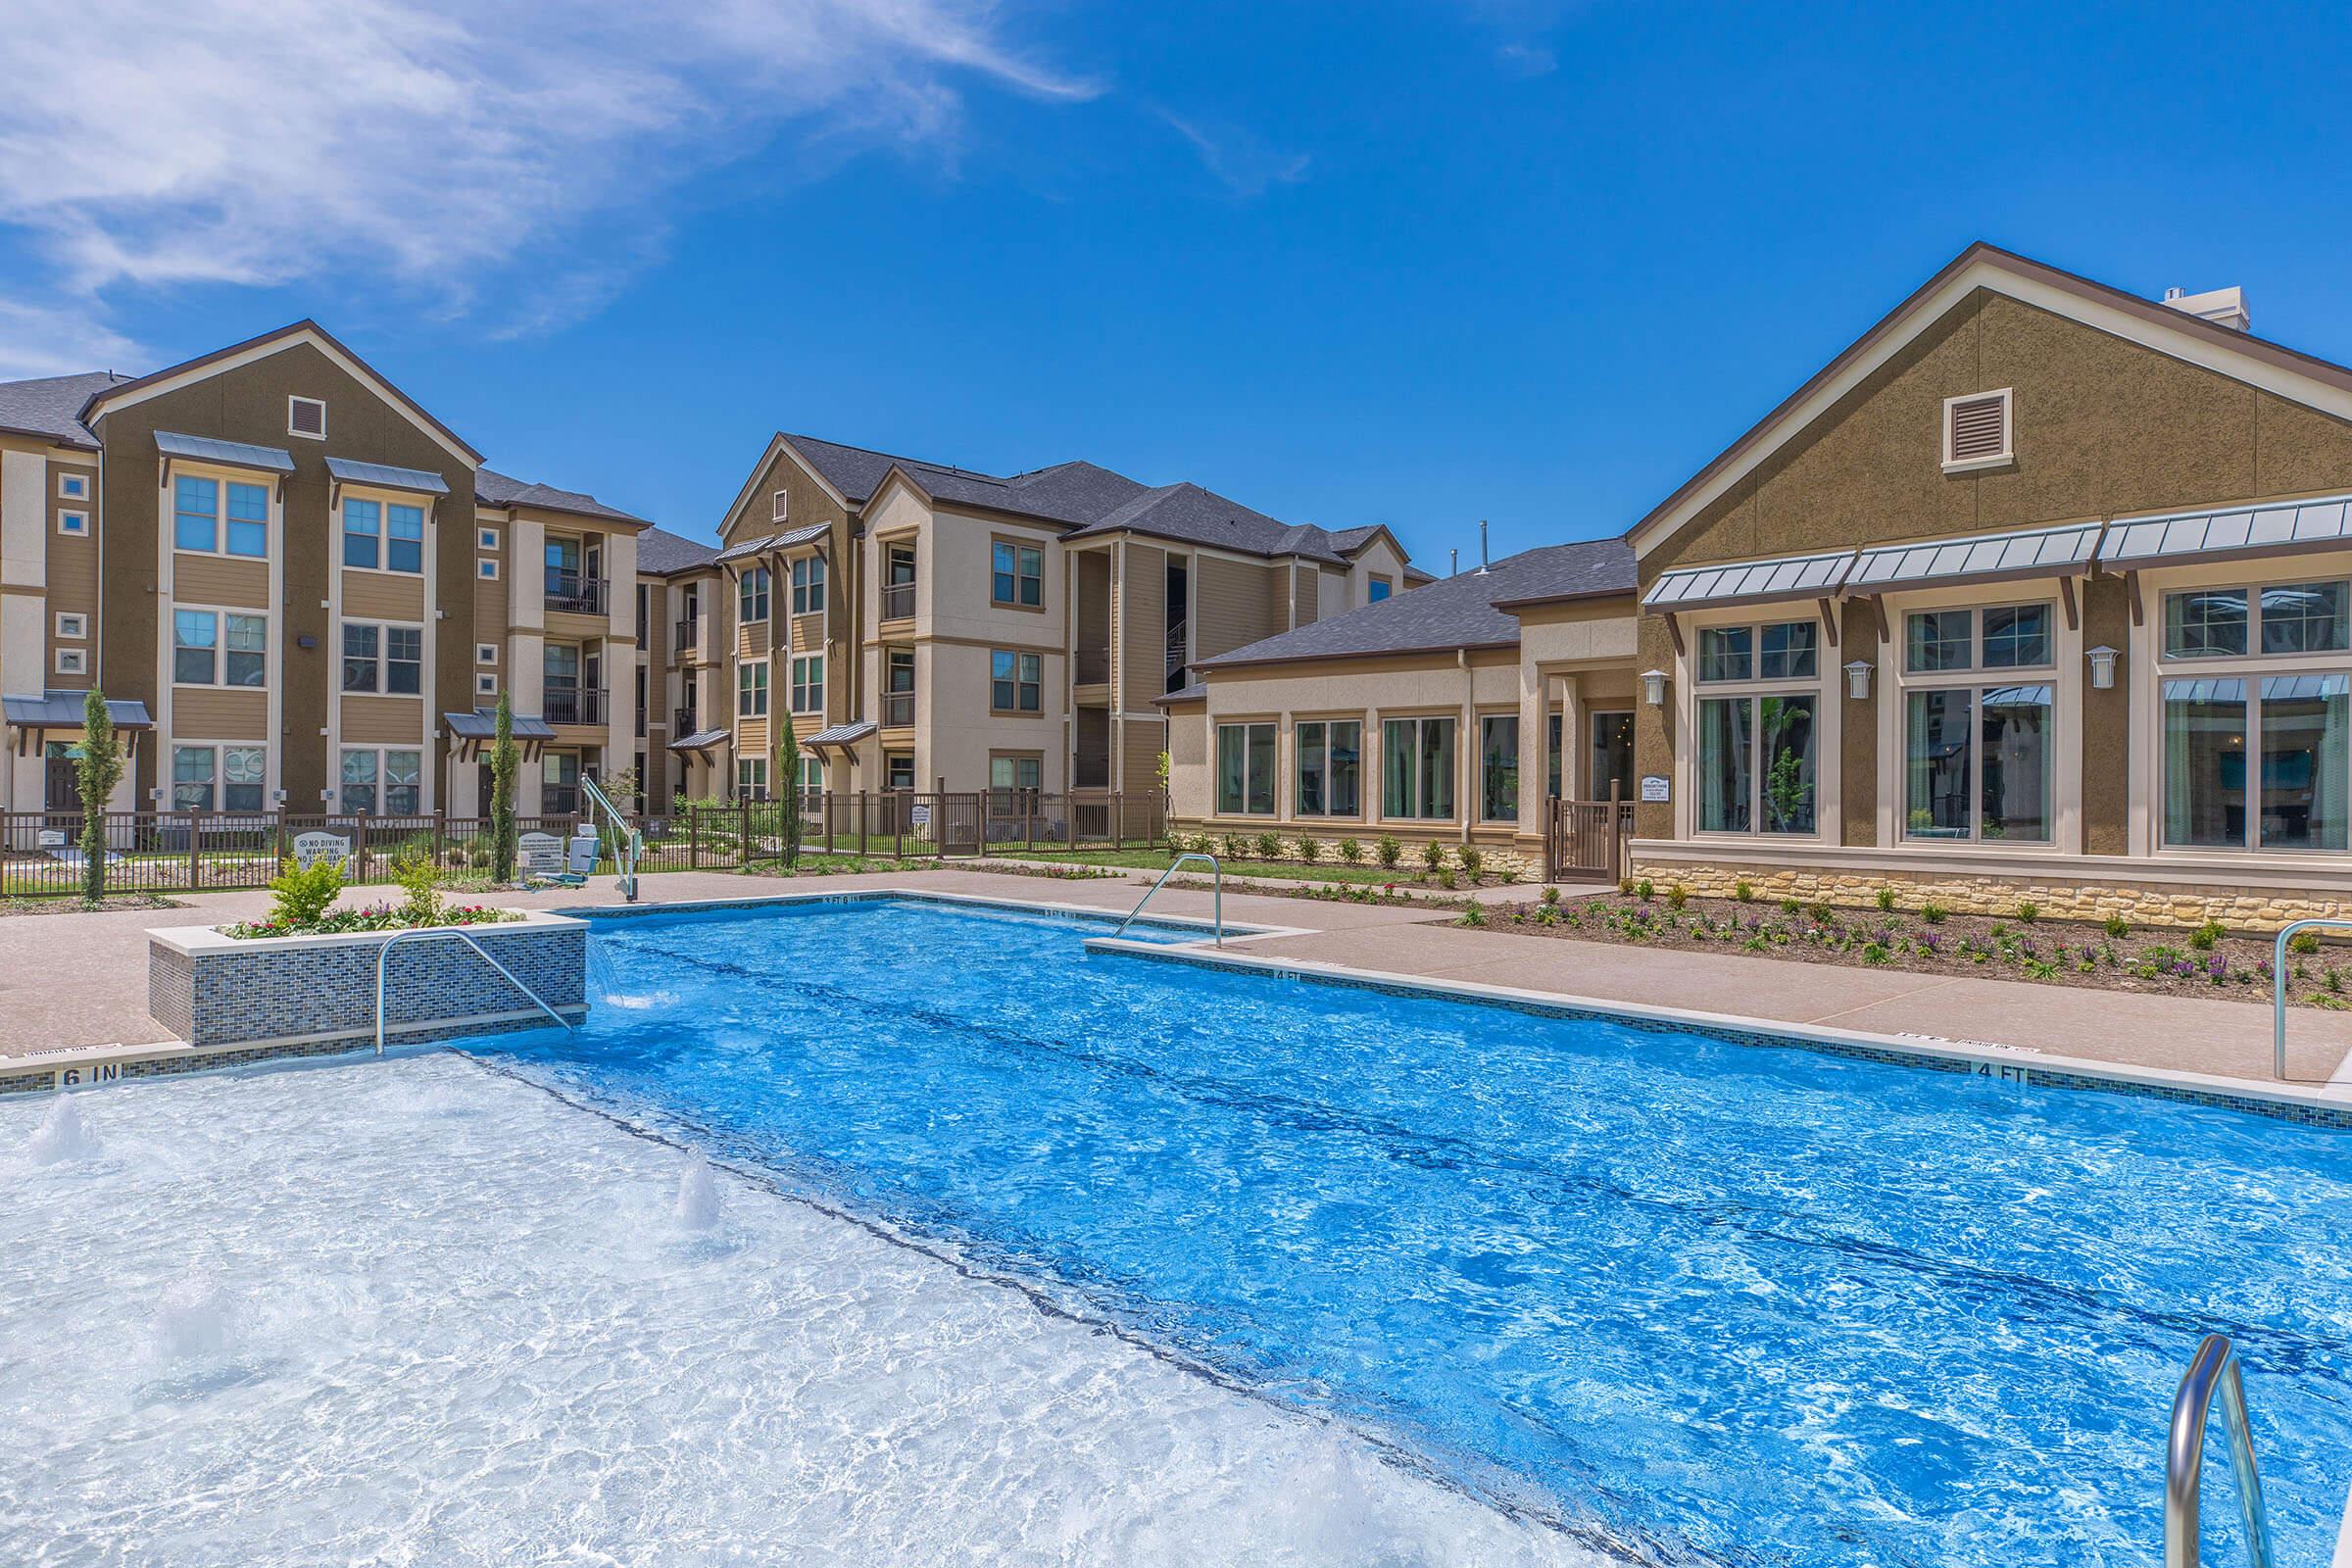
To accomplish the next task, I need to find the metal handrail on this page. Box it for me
[1113,852,1220,945]
[2166,1333,2275,1568]
[2274,916,2352,1078]
[579,773,642,903]
[374,927,575,1055]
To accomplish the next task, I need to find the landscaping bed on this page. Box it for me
[1470,886,2352,1008]
[0,893,181,917]
[1021,838,1528,889]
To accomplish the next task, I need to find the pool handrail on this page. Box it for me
[1114,853,1221,945]
[579,773,642,904]
[2166,1333,2275,1568]
[374,927,577,1055]
[2272,916,2352,1078]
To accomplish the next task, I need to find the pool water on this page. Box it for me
[506,899,2352,1567]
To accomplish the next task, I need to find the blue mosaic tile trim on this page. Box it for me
[1098,944,2352,1132]
[570,889,1225,938]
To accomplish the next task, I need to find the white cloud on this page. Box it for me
[0,0,1095,361]
[0,297,144,381]
[1157,110,1309,198]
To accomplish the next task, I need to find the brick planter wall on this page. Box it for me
[147,913,588,1052]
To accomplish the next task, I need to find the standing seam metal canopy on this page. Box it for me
[1642,549,1855,611]
[1848,522,2103,590]
[2100,494,2352,566]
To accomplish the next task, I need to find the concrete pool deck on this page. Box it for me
[3,865,2350,1097]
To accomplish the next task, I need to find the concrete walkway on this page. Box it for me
[4,865,2348,1093]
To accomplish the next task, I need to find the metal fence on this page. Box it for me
[1,791,1167,898]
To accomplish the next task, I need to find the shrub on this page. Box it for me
[1636,878,1655,902]
[1780,898,1802,915]
[1919,902,1948,924]
[1377,834,1402,868]
[2103,913,2131,939]
[1337,838,1363,863]
[1458,846,1483,880]
[1222,832,1250,861]
[1861,942,1888,965]
[1421,839,1445,871]
[1438,868,1457,889]
[1666,883,1689,910]
[266,855,346,930]
[2189,919,2227,952]
[1254,831,1282,862]
[1807,900,1835,924]
[1541,885,1560,906]
[1458,902,1487,928]
[2016,900,2040,923]
[391,849,445,928]
[1875,886,1896,912]
[2288,930,2322,956]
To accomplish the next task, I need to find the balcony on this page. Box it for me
[880,581,915,622]
[545,569,609,617]
[673,707,701,735]
[542,687,608,727]
[1075,644,1110,686]
[674,619,699,654]
[881,690,916,728]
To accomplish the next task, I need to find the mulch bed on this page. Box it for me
[0,894,183,917]
[1473,889,2352,1009]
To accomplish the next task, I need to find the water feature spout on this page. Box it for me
[675,1153,721,1230]
[152,1268,236,1360]
[27,1096,97,1164]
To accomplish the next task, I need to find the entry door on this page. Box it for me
[44,742,76,812]
[1589,710,1636,803]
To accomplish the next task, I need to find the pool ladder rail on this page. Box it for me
[2273,916,2352,1079]
[1113,852,1221,945]
[2167,1333,2276,1568]
[373,927,578,1055]
[579,773,643,904]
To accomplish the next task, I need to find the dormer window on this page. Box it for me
[1941,389,2013,473]
[288,396,327,440]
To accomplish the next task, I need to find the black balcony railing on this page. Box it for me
[1076,644,1110,685]
[545,569,608,616]
[882,691,915,728]
[673,707,701,735]
[881,581,915,621]
[543,687,608,726]
[674,619,698,653]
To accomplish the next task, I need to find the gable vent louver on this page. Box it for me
[288,396,327,439]
[1942,389,2011,471]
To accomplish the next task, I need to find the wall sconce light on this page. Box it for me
[2086,645,2119,690]
[1641,668,1669,706]
[1843,660,1874,701]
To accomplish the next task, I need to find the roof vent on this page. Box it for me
[2162,285,2250,332]
[1941,388,2013,473]
[287,395,326,440]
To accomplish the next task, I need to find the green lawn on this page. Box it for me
[1001,847,1417,886]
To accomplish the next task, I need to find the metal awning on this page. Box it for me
[1849,522,2101,592]
[714,523,827,564]
[5,692,152,754]
[325,456,450,495]
[667,727,730,754]
[442,707,556,761]
[1642,549,1855,612]
[155,430,296,473]
[801,720,876,750]
[2101,494,2352,568]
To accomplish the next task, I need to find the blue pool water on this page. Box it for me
[488,897,2352,1567]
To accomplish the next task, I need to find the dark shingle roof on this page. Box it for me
[1196,537,1636,669]
[475,466,645,524]
[1066,482,1357,564]
[637,526,719,575]
[0,370,125,447]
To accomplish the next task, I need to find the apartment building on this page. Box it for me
[0,321,658,825]
[662,432,1424,801]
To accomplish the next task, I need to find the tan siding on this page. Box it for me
[1194,557,1279,662]
[790,612,824,659]
[1119,544,1165,709]
[1293,565,1323,628]
[342,694,426,745]
[173,555,270,609]
[737,716,767,753]
[172,688,269,740]
[46,518,99,686]
[342,569,425,621]
[739,618,770,660]
[475,574,509,645]
[1120,718,1165,797]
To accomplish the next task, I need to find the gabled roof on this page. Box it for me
[1066,482,1359,564]
[1629,242,2352,560]
[0,370,126,448]
[1198,537,1635,670]
[80,318,482,466]
[636,525,720,575]
[475,466,645,525]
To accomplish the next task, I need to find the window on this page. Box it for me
[1479,714,1520,821]
[172,746,217,811]
[55,612,85,640]
[344,498,379,568]
[883,647,916,726]
[1904,686,2051,843]
[739,566,770,623]
[1941,388,2012,471]
[990,755,1043,806]
[1699,620,1817,683]
[341,749,376,813]
[173,610,266,686]
[385,626,421,694]
[58,472,88,500]
[226,613,267,687]
[992,541,1045,608]
[340,623,416,694]
[772,489,790,523]
[541,753,579,815]
[55,648,86,676]
[478,527,500,551]
[1698,695,1818,834]
[476,672,498,697]
[385,503,423,573]
[737,662,768,717]
[288,396,326,439]
[797,755,824,800]
[990,650,1042,712]
[1381,716,1455,820]
[1216,722,1276,815]
[478,557,500,580]
[2165,581,2349,660]
[476,643,497,666]
[884,754,915,792]
[791,655,823,712]
[737,757,768,799]
[1590,710,1636,803]
[342,624,378,692]
[635,584,649,647]
[57,510,88,537]
[1294,719,1362,816]
[173,476,268,557]
[2163,675,2350,853]
[222,746,266,812]
[791,556,826,615]
[171,745,267,812]
[1369,576,1393,603]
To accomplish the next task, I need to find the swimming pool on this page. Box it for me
[9,895,2352,1565]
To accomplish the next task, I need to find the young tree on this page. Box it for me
[489,692,519,883]
[775,709,802,868]
[74,689,125,907]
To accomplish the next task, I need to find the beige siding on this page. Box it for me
[172,688,269,740]
[1194,557,1279,662]
[343,569,426,621]
[46,521,99,688]
[173,555,269,609]
[739,617,770,660]
[790,612,824,660]
[737,716,767,753]
[342,694,426,745]
[1120,717,1165,797]
[1119,544,1165,709]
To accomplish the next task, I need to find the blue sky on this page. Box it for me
[4,1,2350,567]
